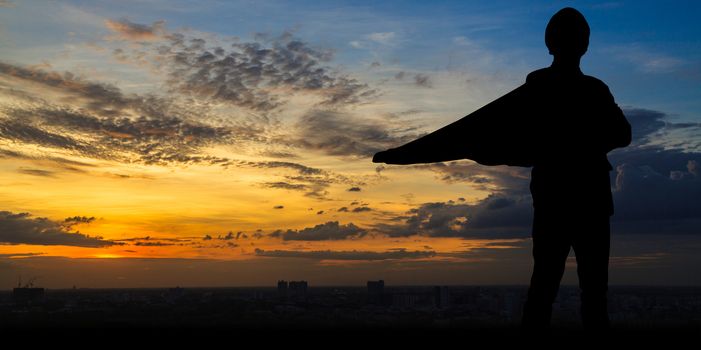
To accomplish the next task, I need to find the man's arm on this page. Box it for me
[601,85,632,153]
[373,84,532,165]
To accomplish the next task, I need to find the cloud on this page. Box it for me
[413,74,432,88]
[152,31,378,110]
[0,61,254,166]
[0,61,134,116]
[262,182,308,191]
[0,26,401,167]
[244,161,323,175]
[62,216,96,230]
[63,216,96,224]
[0,211,115,247]
[17,167,56,177]
[352,206,372,213]
[608,44,686,74]
[105,18,166,41]
[116,236,193,246]
[622,108,668,143]
[0,99,235,167]
[602,109,701,233]
[0,117,98,157]
[386,106,701,239]
[617,108,701,152]
[393,71,433,87]
[292,110,422,157]
[349,41,364,49]
[135,241,174,246]
[269,221,366,241]
[611,159,700,231]
[217,232,238,240]
[367,32,396,45]
[413,161,532,194]
[0,252,43,258]
[241,159,364,199]
[376,194,533,239]
[0,149,96,174]
[254,247,435,260]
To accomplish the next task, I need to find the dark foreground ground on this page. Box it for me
[1,285,698,343]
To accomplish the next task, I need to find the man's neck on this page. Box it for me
[551,56,582,74]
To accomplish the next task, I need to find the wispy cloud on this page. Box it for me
[291,110,423,157]
[17,167,57,177]
[0,103,234,166]
[608,44,685,73]
[367,32,396,45]
[255,247,435,260]
[104,18,166,41]
[0,58,257,166]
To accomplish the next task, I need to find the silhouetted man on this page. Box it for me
[519,8,630,332]
[373,7,631,331]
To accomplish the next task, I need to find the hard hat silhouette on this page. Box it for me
[545,7,590,57]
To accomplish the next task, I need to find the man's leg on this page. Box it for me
[522,212,572,329]
[572,215,611,331]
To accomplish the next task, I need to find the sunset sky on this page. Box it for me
[0,0,699,288]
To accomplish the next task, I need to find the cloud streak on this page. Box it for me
[0,211,115,247]
[269,221,366,241]
[255,247,435,260]
[376,194,533,239]
[292,110,423,157]
[105,18,166,41]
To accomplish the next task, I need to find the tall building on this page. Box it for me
[367,280,385,305]
[434,286,450,309]
[367,280,384,294]
[288,280,308,299]
[13,277,44,305]
[277,280,288,299]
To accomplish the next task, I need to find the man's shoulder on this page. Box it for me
[581,74,610,89]
[526,67,609,86]
[525,67,551,83]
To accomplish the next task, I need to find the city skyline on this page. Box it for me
[0,0,699,288]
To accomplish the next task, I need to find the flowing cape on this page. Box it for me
[374,83,536,167]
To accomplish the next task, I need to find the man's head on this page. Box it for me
[545,7,590,58]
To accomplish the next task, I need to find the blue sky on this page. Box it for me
[1,0,699,117]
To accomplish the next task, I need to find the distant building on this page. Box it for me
[277,280,288,298]
[433,286,450,309]
[392,293,422,308]
[367,280,385,305]
[289,281,308,299]
[278,280,307,300]
[367,280,384,294]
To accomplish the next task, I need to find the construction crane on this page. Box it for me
[16,275,39,288]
